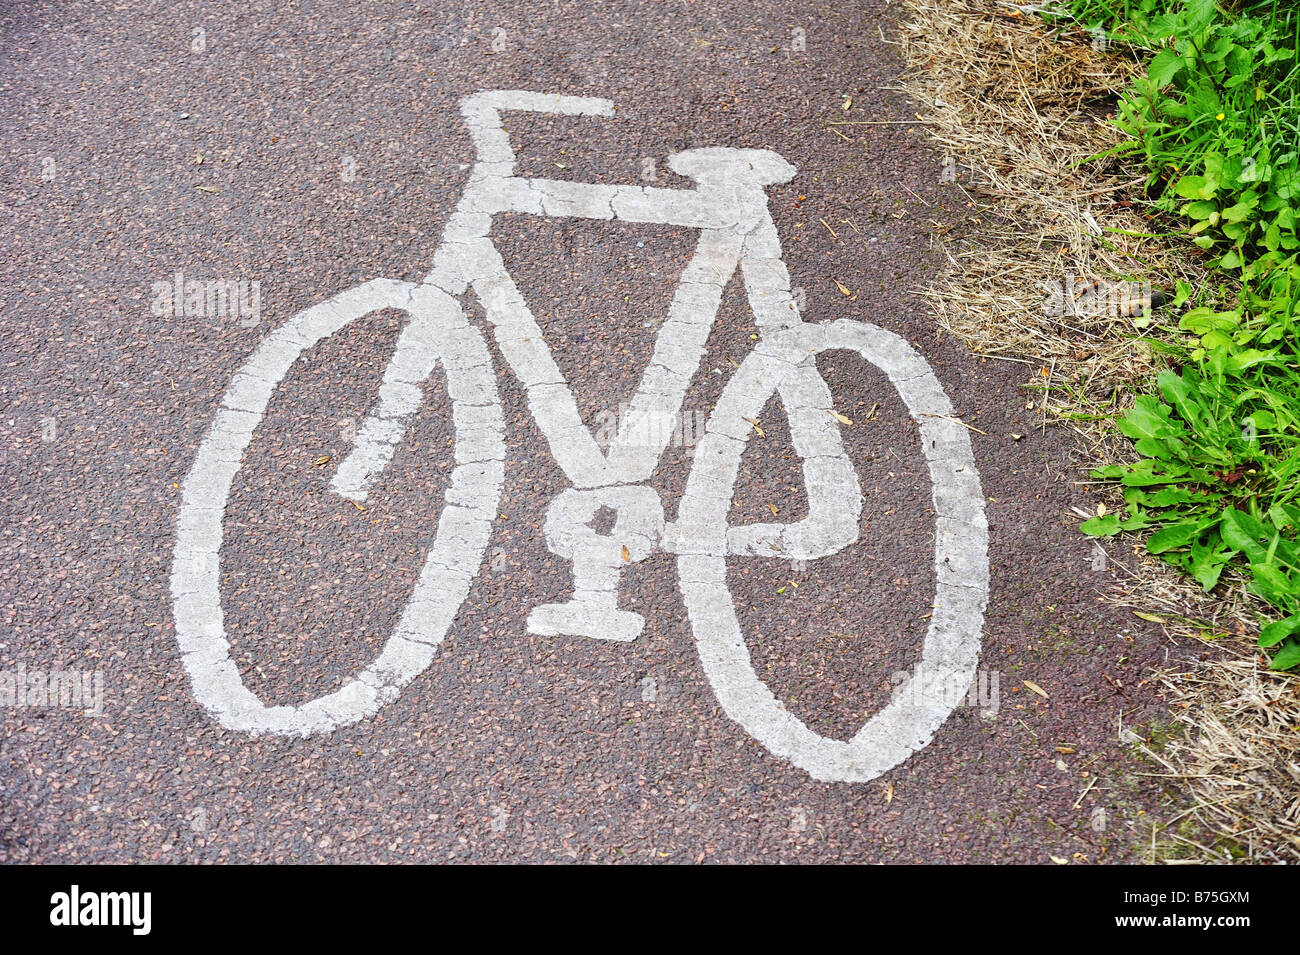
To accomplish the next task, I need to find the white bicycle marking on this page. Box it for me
[675,320,988,782]
[170,90,989,782]
[527,485,664,642]
[172,281,505,734]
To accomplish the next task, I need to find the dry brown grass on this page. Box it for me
[900,0,1203,418]
[1152,651,1300,862]
[898,0,1299,863]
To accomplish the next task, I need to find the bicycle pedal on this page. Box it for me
[526,600,643,643]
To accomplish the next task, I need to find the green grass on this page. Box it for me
[1059,0,1300,670]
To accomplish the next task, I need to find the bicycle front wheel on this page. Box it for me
[170,279,504,736]
[673,319,989,782]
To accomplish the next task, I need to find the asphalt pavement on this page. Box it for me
[0,0,1183,862]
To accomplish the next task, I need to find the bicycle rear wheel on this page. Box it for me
[170,279,504,735]
[673,319,989,782]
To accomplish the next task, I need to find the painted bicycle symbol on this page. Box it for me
[171,90,989,782]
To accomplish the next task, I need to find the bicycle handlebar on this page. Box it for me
[458,90,795,189]
[460,90,615,175]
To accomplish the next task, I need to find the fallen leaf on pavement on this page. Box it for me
[1133,611,1166,623]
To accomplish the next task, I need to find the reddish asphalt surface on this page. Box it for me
[1,0,1186,862]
